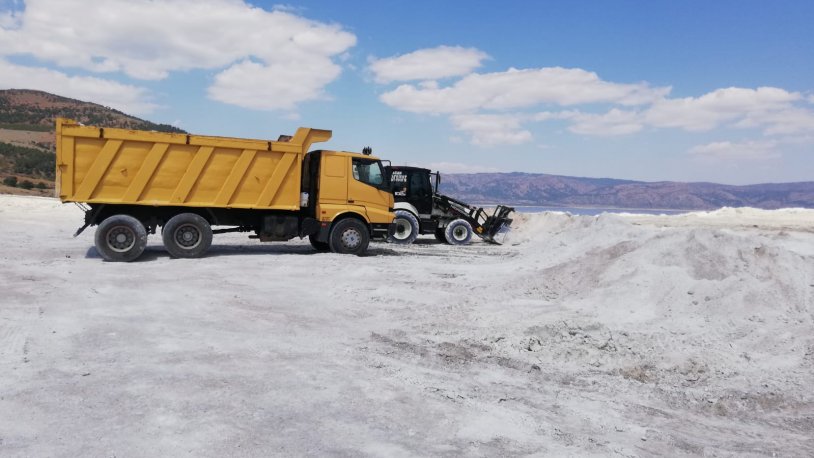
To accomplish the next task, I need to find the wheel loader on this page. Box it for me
[385,166,514,245]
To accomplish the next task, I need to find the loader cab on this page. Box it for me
[385,166,436,215]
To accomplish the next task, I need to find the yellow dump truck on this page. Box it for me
[55,118,395,261]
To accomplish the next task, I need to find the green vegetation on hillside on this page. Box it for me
[0,141,55,179]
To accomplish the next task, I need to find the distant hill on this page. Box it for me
[0,89,185,196]
[2,89,812,209]
[0,89,183,135]
[441,172,814,210]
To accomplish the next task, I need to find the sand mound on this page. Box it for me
[2,195,813,456]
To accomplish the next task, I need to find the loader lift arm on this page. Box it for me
[432,193,514,244]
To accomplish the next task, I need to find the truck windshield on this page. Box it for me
[352,158,386,188]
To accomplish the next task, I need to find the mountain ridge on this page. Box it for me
[440,172,814,210]
[1,89,812,209]
[0,89,184,135]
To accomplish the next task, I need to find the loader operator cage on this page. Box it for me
[410,171,433,199]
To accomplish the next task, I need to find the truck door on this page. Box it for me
[319,155,348,205]
[348,157,392,222]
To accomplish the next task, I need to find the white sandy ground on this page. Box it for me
[0,195,813,457]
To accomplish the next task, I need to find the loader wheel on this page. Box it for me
[329,218,370,255]
[445,219,473,245]
[163,213,212,258]
[309,233,330,252]
[94,214,148,262]
[388,210,419,244]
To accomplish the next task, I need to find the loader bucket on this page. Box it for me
[480,205,514,245]
[486,221,512,245]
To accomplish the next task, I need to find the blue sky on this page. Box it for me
[1,0,812,184]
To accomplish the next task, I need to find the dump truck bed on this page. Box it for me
[55,118,331,210]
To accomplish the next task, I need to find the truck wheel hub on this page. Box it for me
[341,229,361,248]
[107,227,135,252]
[175,224,201,248]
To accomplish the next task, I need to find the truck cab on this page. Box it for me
[304,151,395,252]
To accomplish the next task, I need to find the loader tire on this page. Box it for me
[329,218,369,255]
[445,219,473,245]
[162,213,212,259]
[309,233,330,252]
[94,214,148,262]
[388,210,419,244]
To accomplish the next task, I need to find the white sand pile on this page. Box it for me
[1,195,812,456]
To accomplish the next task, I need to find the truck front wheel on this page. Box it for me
[162,213,213,258]
[445,219,473,245]
[94,214,148,262]
[329,218,370,255]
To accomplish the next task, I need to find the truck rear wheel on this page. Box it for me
[329,218,370,255]
[162,213,212,258]
[445,219,473,245]
[94,214,148,262]
[388,210,419,244]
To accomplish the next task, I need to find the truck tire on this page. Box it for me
[329,218,370,255]
[94,214,148,262]
[388,210,419,244]
[445,219,473,245]
[309,233,330,252]
[162,213,212,258]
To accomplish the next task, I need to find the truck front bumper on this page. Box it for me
[315,221,396,242]
[372,222,396,240]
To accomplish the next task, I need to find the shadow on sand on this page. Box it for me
[85,242,405,261]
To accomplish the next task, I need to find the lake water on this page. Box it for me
[511,206,693,216]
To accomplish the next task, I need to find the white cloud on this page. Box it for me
[734,105,814,135]
[0,9,20,28]
[380,67,669,114]
[644,87,802,131]
[533,109,644,136]
[688,140,780,161]
[372,45,814,148]
[550,87,814,138]
[0,0,356,110]
[368,46,488,84]
[0,58,156,114]
[207,58,340,111]
[450,113,532,146]
[532,111,575,122]
[566,109,644,136]
[419,161,501,174]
